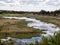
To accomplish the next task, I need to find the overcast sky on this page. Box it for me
[0,0,60,11]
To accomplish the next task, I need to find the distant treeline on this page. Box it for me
[0,9,60,16]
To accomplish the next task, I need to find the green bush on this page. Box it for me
[29,31,60,45]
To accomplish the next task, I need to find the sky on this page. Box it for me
[0,0,60,11]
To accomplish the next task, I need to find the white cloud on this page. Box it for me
[46,0,60,6]
[0,0,60,11]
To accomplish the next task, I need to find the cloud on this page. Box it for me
[46,0,60,6]
[0,0,60,11]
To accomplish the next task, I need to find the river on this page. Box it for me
[2,16,60,45]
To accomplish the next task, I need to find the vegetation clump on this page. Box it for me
[29,31,60,45]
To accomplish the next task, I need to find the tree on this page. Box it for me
[40,10,47,15]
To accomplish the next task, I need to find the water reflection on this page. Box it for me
[3,16,60,44]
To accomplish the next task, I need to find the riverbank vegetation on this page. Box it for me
[0,31,60,45]
[29,31,60,45]
[0,40,14,45]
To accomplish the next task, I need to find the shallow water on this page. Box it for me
[3,16,60,44]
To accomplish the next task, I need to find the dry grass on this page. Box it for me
[0,18,42,38]
[35,16,60,27]
[0,18,41,33]
[0,14,60,38]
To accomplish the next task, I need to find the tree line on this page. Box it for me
[0,9,60,16]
